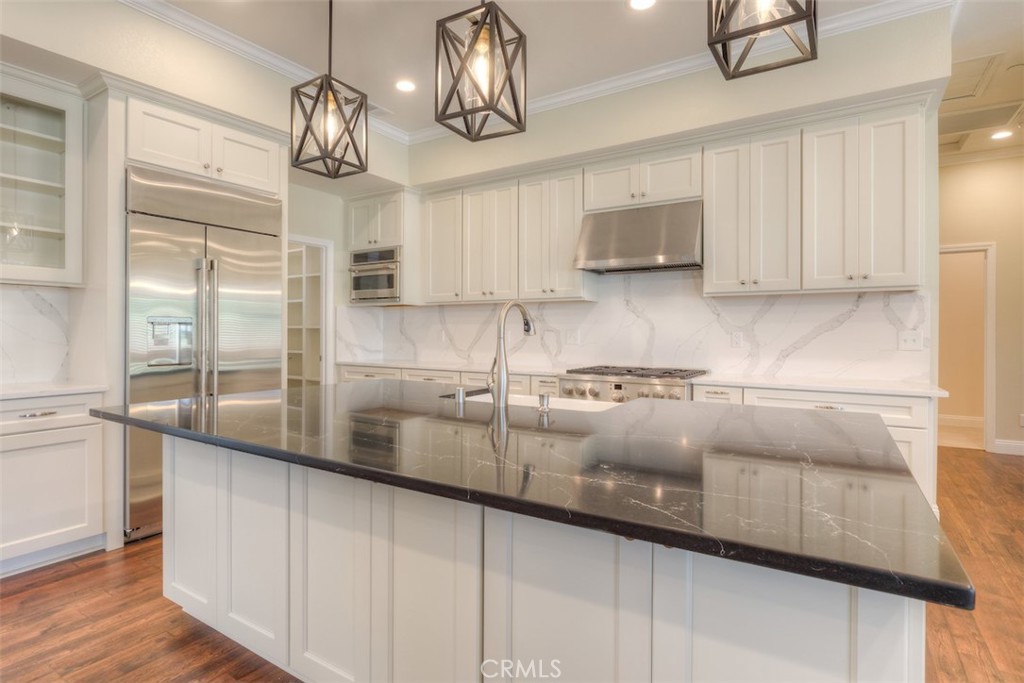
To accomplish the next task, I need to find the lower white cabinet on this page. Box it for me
[691,384,744,404]
[338,364,403,381]
[0,423,102,562]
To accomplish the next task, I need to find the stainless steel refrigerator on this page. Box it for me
[125,164,283,541]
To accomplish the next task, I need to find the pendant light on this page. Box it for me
[291,0,368,178]
[708,0,817,80]
[436,1,526,141]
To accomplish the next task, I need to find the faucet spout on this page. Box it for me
[492,300,536,410]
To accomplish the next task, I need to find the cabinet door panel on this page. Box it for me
[218,449,289,664]
[483,509,653,682]
[376,193,403,247]
[584,159,637,211]
[463,182,518,302]
[518,175,549,298]
[348,198,374,249]
[802,120,859,290]
[641,146,702,202]
[212,124,280,194]
[859,111,920,288]
[548,170,586,297]
[127,99,211,177]
[0,424,102,560]
[750,130,801,292]
[702,141,750,294]
[289,467,372,682]
[423,192,463,302]
[888,426,933,507]
[490,183,519,299]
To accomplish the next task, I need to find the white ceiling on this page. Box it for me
[158,0,1022,156]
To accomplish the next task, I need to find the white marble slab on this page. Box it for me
[0,382,108,401]
[0,285,70,385]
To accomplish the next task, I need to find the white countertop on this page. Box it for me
[0,382,110,401]
[695,373,948,398]
[337,359,564,376]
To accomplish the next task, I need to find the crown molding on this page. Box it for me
[120,0,954,147]
[0,63,82,96]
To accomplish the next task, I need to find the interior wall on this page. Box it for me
[287,183,345,303]
[939,155,1024,444]
[938,251,985,419]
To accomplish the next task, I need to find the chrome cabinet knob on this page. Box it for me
[739,279,747,285]
[863,274,870,279]
[216,167,223,173]
[752,279,759,285]
[847,275,854,280]
[203,162,211,170]
[630,193,636,199]
[489,291,494,295]
[641,192,647,198]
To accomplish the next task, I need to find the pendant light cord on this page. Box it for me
[327,0,333,78]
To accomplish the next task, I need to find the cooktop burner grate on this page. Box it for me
[566,366,708,380]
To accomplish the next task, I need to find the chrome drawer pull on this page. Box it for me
[814,404,842,411]
[18,410,59,418]
[705,390,729,396]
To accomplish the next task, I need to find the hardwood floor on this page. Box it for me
[1,445,1020,682]
[926,446,1024,683]
[0,538,298,683]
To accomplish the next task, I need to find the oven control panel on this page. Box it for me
[556,377,692,403]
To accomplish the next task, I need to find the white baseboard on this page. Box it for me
[993,440,1024,457]
[939,414,984,428]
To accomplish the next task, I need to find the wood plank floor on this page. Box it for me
[926,446,1024,683]
[1,445,1020,682]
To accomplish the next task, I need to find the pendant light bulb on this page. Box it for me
[469,23,491,103]
[325,89,341,149]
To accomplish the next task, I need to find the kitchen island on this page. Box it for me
[93,381,972,683]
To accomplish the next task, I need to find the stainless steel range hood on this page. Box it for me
[574,200,703,273]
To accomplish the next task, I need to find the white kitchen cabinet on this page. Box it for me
[347,191,405,250]
[461,371,529,394]
[423,190,464,303]
[289,467,372,682]
[463,180,518,303]
[401,368,461,384]
[0,70,84,286]
[338,364,403,381]
[127,98,280,195]
[802,108,921,290]
[531,376,559,397]
[703,130,801,295]
[483,508,653,682]
[583,146,701,211]
[518,168,592,301]
[691,384,744,404]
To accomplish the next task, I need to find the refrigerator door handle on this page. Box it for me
[196,258,209,398]
[210,258,220,398]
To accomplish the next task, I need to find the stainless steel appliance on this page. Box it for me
[557,366,708,403]
[125,164,282,541]
[574,200,703,273]
[350,246,400,303]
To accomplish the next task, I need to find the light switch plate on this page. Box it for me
[731,331,745,348]
[898,330,924,351]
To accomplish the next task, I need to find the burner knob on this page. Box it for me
[637,390,649,398]
[574,385,587,396]
[668,391,682,400]
[562,386,574,396]
[652,390,665,399]
[587,386,600,398]
[611,392,625,403]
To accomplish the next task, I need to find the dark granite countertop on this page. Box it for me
[92,380,974,609]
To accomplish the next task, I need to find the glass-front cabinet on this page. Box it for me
[0,70,84,286]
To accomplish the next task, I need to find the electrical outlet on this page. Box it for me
[566,329,581,345]
[731,331,744,348]
[898,330,923,351]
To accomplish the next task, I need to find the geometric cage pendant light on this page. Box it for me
[291,0,369,178]
[708,0,817,80]
[436,0,526,141]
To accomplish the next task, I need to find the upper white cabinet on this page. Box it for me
[127,98,281,195]
[423,190,464,303]
[703,130,801,295]
[463,180,518,303]
[583,146,701,211]
[519,168,592,301]
[347,191,405,250]
[802,108,921,290]
[0,71,84,286]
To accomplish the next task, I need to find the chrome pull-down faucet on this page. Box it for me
[489,300,536,410]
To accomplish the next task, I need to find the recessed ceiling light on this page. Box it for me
[991,130,1013,140]
[630,0,656,10]
[395,80,416,92]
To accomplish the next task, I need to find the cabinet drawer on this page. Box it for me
[402,369,461,384]
[742,388,928,429]
[0,393,101,435]
[531,376,559,397]
[692,385,744,404]
[338,365,403,381]
[461,372,530,394]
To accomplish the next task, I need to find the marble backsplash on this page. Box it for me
[0,284,70,385]
[338,271,932,382]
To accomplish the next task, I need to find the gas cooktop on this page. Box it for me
[565,366,708,381]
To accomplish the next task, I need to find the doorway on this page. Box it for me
[286,237,333,389]
[938,244,995,451]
